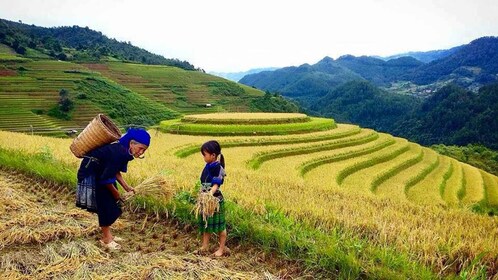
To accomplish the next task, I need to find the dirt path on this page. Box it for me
[0,170,308,279]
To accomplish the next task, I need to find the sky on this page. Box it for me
[1,0,498,72]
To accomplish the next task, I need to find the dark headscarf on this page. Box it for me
[118,128,151,148]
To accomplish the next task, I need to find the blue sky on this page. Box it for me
[1,0,497,72]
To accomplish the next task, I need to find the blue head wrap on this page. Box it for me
[118,128,151,148]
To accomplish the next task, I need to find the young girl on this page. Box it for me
[198,140,227,257]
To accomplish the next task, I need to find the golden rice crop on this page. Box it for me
[406,154,450,206]
[131,175,176,201]
[442,159,464,206]
[2,126,498,276]
[184,112,308,121]
[194,192,220,227]
[460,163,485,205]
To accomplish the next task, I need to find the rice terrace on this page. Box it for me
[1,25,498,279]
[1,109,498,279]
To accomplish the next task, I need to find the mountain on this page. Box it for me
[239,54,425,100]
[310,80,418,131]
[240,37,498,97]
[209,67,279,82]
[335,55,423,86]
[309,80,498,150]
[240,58,362,98]
[381,45,463,63]
[0,18,196,70]
[406,37,498,85]
[392,83,498,149]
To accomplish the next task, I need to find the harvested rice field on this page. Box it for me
[0,170,307,279]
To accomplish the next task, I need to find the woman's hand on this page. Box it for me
[127,187,135,194]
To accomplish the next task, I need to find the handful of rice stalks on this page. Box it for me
[128,175,175,201]
[194,192,220,228]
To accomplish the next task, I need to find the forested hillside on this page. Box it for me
[0,18,196,70]
[406,37,498,85]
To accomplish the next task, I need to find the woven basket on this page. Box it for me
[70,114,121,158]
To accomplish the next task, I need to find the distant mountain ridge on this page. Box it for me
[406,36,498,85]
[381,45,463,63]
[240,36,498,96]
[210,67,279,82]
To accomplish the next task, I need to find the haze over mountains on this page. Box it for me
[209,67,279,82]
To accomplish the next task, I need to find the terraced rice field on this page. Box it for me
[0,56,105,136]
[160,113,336,135]
[1,45,271,137]
[2,113,498,278]
[83,62,263,114]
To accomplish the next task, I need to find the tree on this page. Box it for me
[58,89,73,112]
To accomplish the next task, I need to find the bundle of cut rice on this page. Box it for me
[128,175,175,202]
[194,192,220,227]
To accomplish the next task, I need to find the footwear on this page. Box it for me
[100,240,121,250]
[113,236,124,242]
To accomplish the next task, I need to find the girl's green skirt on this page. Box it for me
[199,200,226,233]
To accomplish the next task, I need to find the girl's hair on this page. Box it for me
[201,140,225,168]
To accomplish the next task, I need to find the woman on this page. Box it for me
[76,128,150,250]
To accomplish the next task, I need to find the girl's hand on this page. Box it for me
[128,187,135,194]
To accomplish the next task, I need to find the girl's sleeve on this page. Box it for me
[211,165,226,186]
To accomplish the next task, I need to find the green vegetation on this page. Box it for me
[160,117,336,136]
[0,147,75,187]
[250,91,302,113]
[86,62,301,115]
[300,137,396,176]
[395,83,498,150]
[75,76,178,126]
[47,88,74,120]
[0,48,300,136]
[311,80,418,131]
[432,144,498,177]
[207,81,245,96]
[0,18,196,70]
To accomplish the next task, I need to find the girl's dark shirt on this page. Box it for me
[77,142,134,184]
[200,161,225,201]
